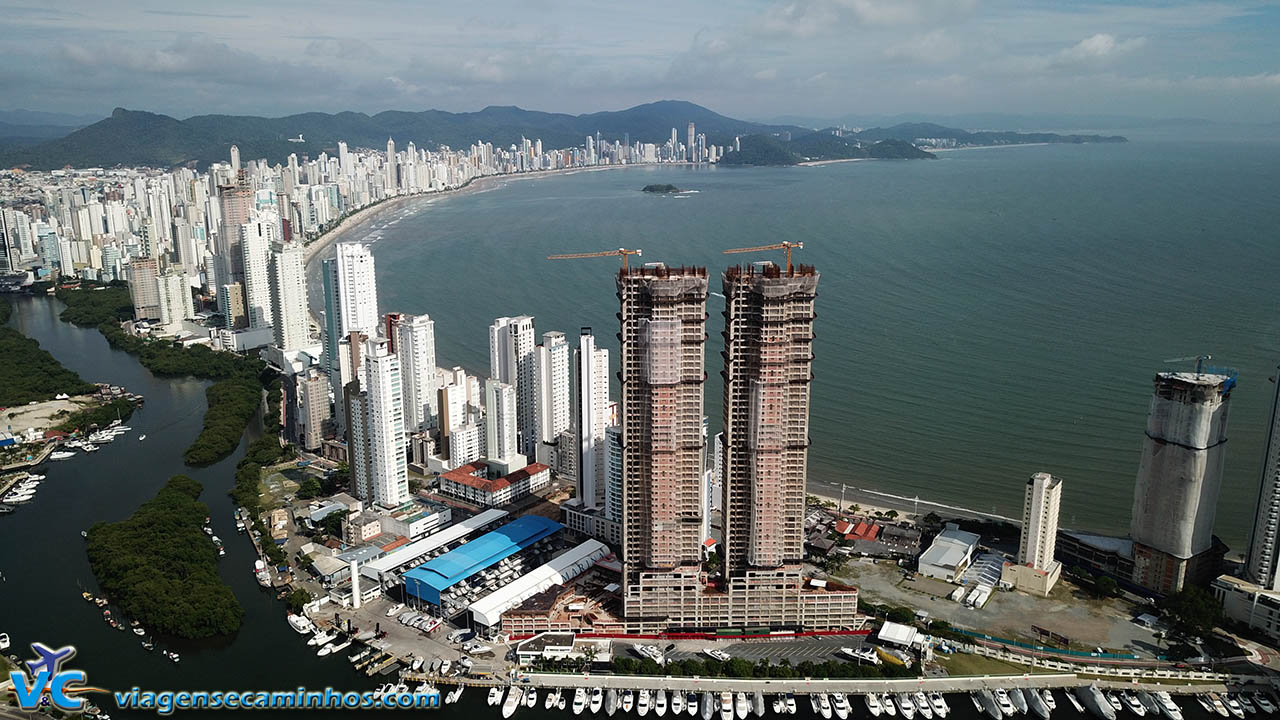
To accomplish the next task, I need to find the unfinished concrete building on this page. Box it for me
[1130,371,1233,595]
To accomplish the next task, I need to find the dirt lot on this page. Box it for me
[840,559,1166,656]
[1,396,92,434]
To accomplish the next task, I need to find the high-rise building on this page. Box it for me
[534,331,571,466]
[215,182,253,298]
[359,336,409,508]
[1003,472,1064,596]
[217,282,246,329]
[388,313,438,433]
[1130,371,1234,595]
[240,215,277,329]
[229,144,241,175]
[126,257,161,321]
[155,271,193,330]
[322,243,379,432]
[719,263,818,576]
[574,329,611,510]
[489,316,538,457]
[270,240,309,352]
[295,368,329,452]
[484,379,521,466]
[1247,367,1280,591]
[617,266,709,580]
[687,122,695,162]
[385,138,397,193]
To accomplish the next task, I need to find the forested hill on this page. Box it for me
[0,101,806,170]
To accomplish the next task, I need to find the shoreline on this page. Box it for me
[302,162,655,270]
[807,483,1020,526]
[930,142,1051,153]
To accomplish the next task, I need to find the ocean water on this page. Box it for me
[314,138,1280,552]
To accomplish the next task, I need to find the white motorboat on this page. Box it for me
[138,434,146,441]
[930,693,950,718]
[737,693,751,720]
[446,687,464,705]
[546,689,561,710]
[915,692,934,720]
[657,690,668,717]
[488,688,502,706]
[623,691,635,714]
[593,689,605,715]
[526,689,537,708]
[994,690,1015,718]
[896,693,916,720]
[385,603,404,617]
[411,656,424,672]
[673,691,686,715]
[1236,696,1257,715]
[753,692,765,718]
[1150,692,1181,720]
[1122,692,1146,717]
[50,451,76,460]
[701,692,713,720]
[502,687,524,719]
[0,633,9,650]
[1106,693,1124,715]
[307,630,334,646]
[1008,690,1027,716]
[1252,694,1276,715]
[703,648,731,662]
[785,694,797,716]
[867,694,884,717]
[574,688,588,716]
[1221,695,1245,719]
[720,693,734,720]
[1041,691,1057,713]
[638,690,651,717]
[319,638,351,656]
[688,693,699,716]
[832,694,851,720]
[882,694,898,717]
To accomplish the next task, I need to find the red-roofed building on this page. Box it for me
[439,460,551,508]
[834,520,853,536]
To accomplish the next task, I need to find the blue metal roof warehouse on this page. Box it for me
[403,515,562,605]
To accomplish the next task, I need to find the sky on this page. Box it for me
[2,0,1279,124]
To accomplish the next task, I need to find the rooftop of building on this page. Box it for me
[723,262,818,280]
[440,461,550,494]
[1060,529,1135,558]
[402,515,563,601]
[618,264,707,278]
[919,526,981,570]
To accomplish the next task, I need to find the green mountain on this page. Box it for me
[1,101,807,170]
[853,121,1126,145]
[721,132,935,166]
[718,135,801,166]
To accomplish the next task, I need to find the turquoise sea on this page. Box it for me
[311,136,1280,552]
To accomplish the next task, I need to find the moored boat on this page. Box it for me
[502,687,524,719]
[867,694,884,717]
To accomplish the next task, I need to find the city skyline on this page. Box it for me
[3,1,1279,124]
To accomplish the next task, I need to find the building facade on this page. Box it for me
[388,312,438,433]
[1247,362,1280,591]
[1130,371,1233,595]
[361,337,409,508]
[534,331,571,466]
[489,315,538,458]
[270,240,309,352]
[575,329,611,510]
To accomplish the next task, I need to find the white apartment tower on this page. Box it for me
[270,240,309,352]
[1019,472,1063,569]
[484,379,520,464]
[155,271,193,330]
[575,328,611,510]
[322,243,379,431]
[534,331,571,465]
[240,215,278,329]
[489,315,538,458]
[361,336,409,508]
[1247,366,1280,591]
[389,313,438,433]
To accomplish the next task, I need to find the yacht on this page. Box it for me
[657,690,668,717]
[487,687,502,706]
[320,638,351,657]
[831,694,850,720]
[623,690,635,714]
[526,690,537,708]
[1121,692,1146,716]
[1135,692,1161,717]
[914,692,934,719]
[1024,690,1049,720]
[546,689,561,711]
[703,648,731,662]
[688,692,699,716]
[593,688,605,715]
[1236,695,1257,715]
[607,689,619,716]
[897,693,916,720]
[385,603,405,617]
[1061,690,1084,716]
[882,694,898,717]
[672,691,685,715]
[1008,689,1027,715]
[753,692,765,718]
[785,694,797,715]
[438,659,451,675]
[638,690,651,717]
[1251,695,1275,715]
[930,693,950,718]
[737,693,751,720]
[307,630,335,646]
[993,689,1015,718]
[720,693,734,720]
[502,687,524,719]
[700,692,713,720]
[50,451,76,460]
[816,694,833,720]
[1041,691,1057,713]
[1220,695,1245,719]
[866,693,884,717]
[560,694,567,711]
[1148,692,1180,720]
[1074,687,1115,720]
[774,697,786,715]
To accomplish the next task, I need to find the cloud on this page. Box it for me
[754,68,779,81]
[1056,33,1147,65]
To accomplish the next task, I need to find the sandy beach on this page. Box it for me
[807,483,1019,526]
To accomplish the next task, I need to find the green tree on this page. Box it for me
[885,510,899,519]
[887,606,915,624]
[286,589,312,614]
[1095,575,1119,598]
[319,511,345,538]
[1160,586,1223,640]
[296,476,322,499]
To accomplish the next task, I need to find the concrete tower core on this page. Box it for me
[1130,371,1233,595]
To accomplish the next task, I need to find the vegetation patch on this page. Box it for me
[56,397,137,433]
[0,296,97,406]
[86,475,244,638]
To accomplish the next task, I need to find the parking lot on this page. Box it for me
[618,636,870,666]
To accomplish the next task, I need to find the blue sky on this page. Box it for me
[2,0,1278,122]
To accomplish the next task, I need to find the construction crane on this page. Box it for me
[547,247,643,270]
[1164,354,1212,375]
[722,241,804,274]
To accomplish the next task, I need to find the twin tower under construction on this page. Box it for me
[614,261,862,633]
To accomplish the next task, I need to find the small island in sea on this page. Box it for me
[642,184,682,194]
